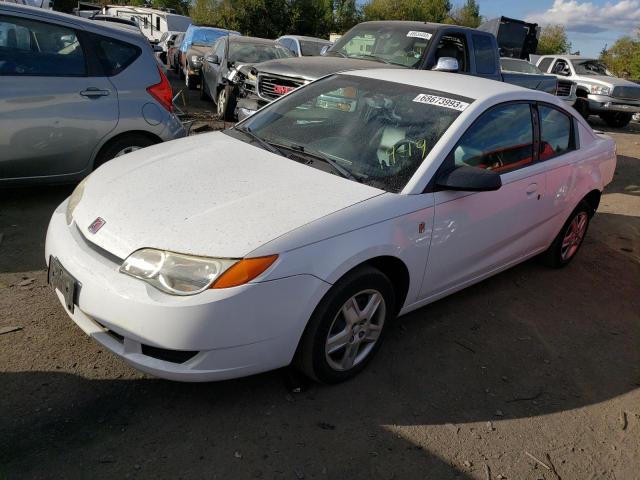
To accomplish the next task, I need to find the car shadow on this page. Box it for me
[0,185,73,274]
[1,211,638,479]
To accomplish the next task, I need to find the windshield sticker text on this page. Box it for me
[407,31,432,40]
[412,94,469,111]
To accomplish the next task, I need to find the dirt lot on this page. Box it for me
[1,84,639,479]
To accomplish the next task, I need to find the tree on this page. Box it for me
[536,24,571,55]
[333,0,361,33]
[448,0,481,28]
[362,0,451,23]
[152,0,191,15]
[600,35,640,79]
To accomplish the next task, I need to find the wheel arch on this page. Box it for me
[576,87,589,98]
[582,189,602,216]
[92,130,163,170]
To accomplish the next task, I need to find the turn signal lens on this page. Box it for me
[211,255,278,289]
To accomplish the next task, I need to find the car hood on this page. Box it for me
[577,74,639,88]
[74,132,384,260]
[254,55,404,82]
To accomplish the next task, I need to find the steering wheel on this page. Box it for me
[389,139,427,166]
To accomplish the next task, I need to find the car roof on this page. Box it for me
[542,54,596,61]
[0,3,147,43]
[228,36,277,45]
[356,20,477,32]
[282,35,331,43]
[343,68,531,101]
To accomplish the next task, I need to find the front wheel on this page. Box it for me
[600,112,632,128]
[185,71,197,90]
[540,202,591,268]
[216,86,236,121]
[573,97,590,120]
[296,265,395,384]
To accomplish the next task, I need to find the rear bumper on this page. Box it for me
[588,95,640,113]
[45,202,331,381]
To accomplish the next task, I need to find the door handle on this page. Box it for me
[80,88,110,97]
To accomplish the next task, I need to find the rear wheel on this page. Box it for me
[540,202,591,268]
[94,134,157,170]
[600,112,632,128]
[296,265,395,384]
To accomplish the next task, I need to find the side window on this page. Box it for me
[453,103,534,174]
[435,33,469,72]
[539,105,574,160]
[551,59,569,76]
[214,39,225,60]
[538,57,553,73]
[472,34,496,74]
[155,16,160,31]
[0,15,85,76]
[91,35,140,76]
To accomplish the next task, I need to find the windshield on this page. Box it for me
[229,42,294,63]
[500,58,541,74]
[299,39,331,56]
[328,24,434,67]
[236,74,469,193]
[572,59,613,76]
[192,28,235,46]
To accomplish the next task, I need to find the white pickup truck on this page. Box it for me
[537,55,640,128]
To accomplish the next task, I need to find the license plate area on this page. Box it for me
[48,256,79,313]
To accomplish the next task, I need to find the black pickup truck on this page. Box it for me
[233,20,562,120]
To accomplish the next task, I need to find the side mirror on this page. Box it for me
[167,40,174,47]
[320,45,329,56]
[436,166,502,192]
[432,57,459,72]
[207,54,220,65]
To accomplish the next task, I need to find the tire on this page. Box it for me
[185,71,197,90]
[179,66,185,80]
[94,134,157,170]
[540,202,592,268]
[200,76,210,101]
[600,112,632,128]
[216,86,236,121]
[573,97,590,120]
[296,265,395,384]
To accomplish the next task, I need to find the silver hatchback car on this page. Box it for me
[0,4,185,185]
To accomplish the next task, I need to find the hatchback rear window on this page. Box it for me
[92,35,141,76]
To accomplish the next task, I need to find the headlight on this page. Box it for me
[247,71,257,82]
[66,176,88,225]
[191,55,202,64]
[590,85,610,95]
[120,249,277,295]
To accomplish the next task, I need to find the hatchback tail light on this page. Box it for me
[147,66,173,112]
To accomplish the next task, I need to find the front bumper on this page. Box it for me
[235,94,269,121]
[588,94,640,113]
[45,202,330,381]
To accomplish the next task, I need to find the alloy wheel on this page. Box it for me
[324,289,386,371]
[114,146,142,158]
[561,211,588,261]
[217,89,227,118]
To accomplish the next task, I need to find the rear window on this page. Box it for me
[538,57,553,73]
[92,35,141,76]
[299,40,329,56]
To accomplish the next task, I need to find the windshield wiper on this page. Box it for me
[279,143,362,182]
[348,54,391,64]
[235,126,288,157]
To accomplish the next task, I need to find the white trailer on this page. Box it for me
[101,5,190,43]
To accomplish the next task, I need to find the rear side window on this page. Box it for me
[454,103,534,174]
[92,35,141,76]
[0,15,85,76]
[538,57,553,73]
[539,105,573,160]
[472,34,496,74]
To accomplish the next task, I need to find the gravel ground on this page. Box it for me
[0,87,639,479]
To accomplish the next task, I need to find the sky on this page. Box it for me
[468,0,640,57]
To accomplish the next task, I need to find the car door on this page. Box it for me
[0,13,118,180]
[420,102,549,299]
[205,39,226,94]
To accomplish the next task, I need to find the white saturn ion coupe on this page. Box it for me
[46,69,616,383]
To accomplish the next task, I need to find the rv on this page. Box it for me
[101,5,190,43]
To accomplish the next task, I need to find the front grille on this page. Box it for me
[556,80,573,97]
[612,86,640,100]
[258,74,305,100]
[141,344,199,364]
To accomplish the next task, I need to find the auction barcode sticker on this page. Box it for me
[412,94,470,111]
[407,31,432,40]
